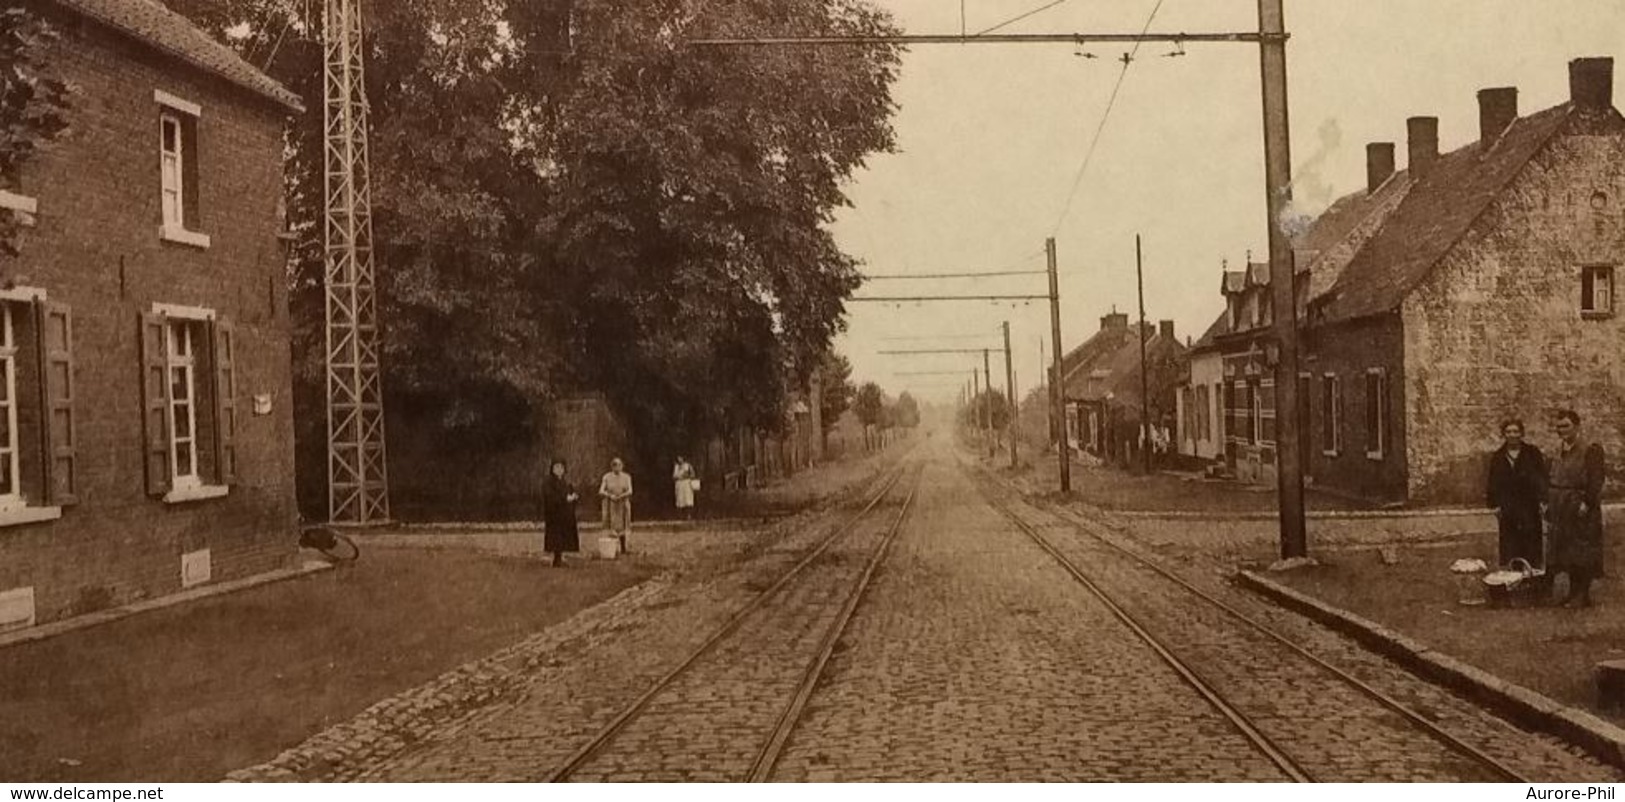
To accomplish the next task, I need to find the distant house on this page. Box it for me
[1061,314,1187,466]
[1055,311,1141,452]
[1177,314,1226,462]
[0,0,303,628]
[1183,57,1625,504]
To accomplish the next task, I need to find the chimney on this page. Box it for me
[1365,142,1395,193]
[1477,87,1518,142]
[1100,312,1128,331]
[1158,320,1175,341]
[1407,116,1439,178]
[1570,57,1614,109]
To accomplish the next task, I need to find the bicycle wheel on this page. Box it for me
[320,532,361,563]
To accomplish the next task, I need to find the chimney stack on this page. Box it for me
[1477,87,1518,142]
[1100,312,1128,331]
[1158,320,1175,341]
[1366,142,1395,193]
[1407,116,1439,178]
[1570,57,1615,109]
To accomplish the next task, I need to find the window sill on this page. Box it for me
[0,505,62,528]
[1366,451,1385,462]
[1581,310,1614,321]
[159,225,211,250]
[0,191,38,215]
[163,484,229,504]
[1322,450,1340,458]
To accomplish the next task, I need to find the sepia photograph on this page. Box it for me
[1,0,1624,788]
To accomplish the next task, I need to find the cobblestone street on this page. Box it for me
[231,442,1625,782]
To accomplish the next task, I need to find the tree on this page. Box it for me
[168,0,902,488]
[853,381,886,450]
[962,390,1011,431]
[0,7,70,257]
[893,391,920,429]
[817,351,856,436]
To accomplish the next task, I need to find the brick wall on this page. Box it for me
[1403,131,1625,503]
[1302,315,1408,502]
[0,14,298,623]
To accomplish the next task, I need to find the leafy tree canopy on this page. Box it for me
[0,7,71,258]
[170,0,900,460]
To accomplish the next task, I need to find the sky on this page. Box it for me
[829,0,1625,405]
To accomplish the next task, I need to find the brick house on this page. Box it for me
[1056,311,1140,453]
[0,0,303,628]
[1183,57,1625,504]
[1061,313,1186,466]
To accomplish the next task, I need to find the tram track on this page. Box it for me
[977,460,1529,783]
[545,460,923,782]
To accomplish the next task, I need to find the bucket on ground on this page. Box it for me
[597,536,620,560]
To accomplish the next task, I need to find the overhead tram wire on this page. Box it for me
[972,0,1077,37]
[1049,0,1171,237]
[863,270,1048,279]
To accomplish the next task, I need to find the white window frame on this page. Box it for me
[0,305,20,510]
[1365,368,1387,461]
[152,303,228,504]
[156,92,210,250]
[0,289,62,527]
[165,319,201,490]
[1322,373,1342,457]
[1257,378,1275,447]
[1581,264,1615,318]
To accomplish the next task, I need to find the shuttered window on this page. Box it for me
[1365,369,1387,460]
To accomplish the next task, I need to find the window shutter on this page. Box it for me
[211,319,237,485]
[140,312,173,496]
[35,301,76,506]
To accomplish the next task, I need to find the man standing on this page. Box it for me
[1547,410,1607,608]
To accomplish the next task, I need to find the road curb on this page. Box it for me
[0,560,335,651]
[1113,503,1625,522]
[1237,568,1625,770]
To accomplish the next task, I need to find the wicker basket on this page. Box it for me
[1483,559,1549,608]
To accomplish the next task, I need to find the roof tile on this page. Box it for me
[52,0,303,112]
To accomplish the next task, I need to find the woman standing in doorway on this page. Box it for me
[673,456,697,520]
[600,457,634,555]
[540,460,580,567]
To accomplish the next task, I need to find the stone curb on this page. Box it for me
[1113,502,1625,522]
[1237,568,1625,770]
[0,561,335,651]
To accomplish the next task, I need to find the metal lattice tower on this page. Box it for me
[323,0,389,524]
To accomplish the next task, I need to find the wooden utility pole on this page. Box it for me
[1259,0,1306,559]
[1136,235,1151,475]
[1003,321,1017,468]
[983,348,995,459]
[1047,238,1070,492]
[972,369,980,445]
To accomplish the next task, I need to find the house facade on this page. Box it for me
[1177,317,1225,462]
[1182,57,1625,504]
[1062,314,1187,467]
[0,0,303,628]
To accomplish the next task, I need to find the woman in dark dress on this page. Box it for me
[1485,418,1547,567]
[541,460,580,567]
